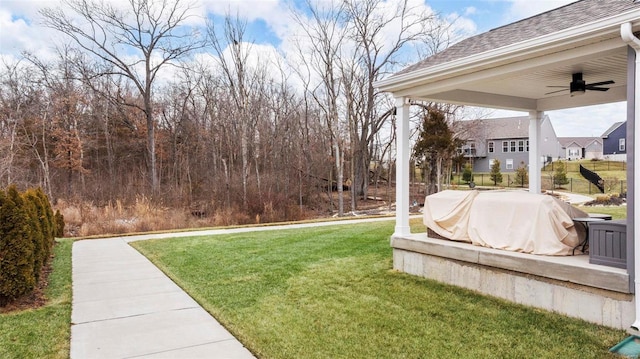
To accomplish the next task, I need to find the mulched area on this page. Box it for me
[584,196,626,206]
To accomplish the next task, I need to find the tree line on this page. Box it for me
[1,0,460,221]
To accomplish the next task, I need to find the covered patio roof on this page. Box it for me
[376,0,640,331]
[377,0,638,112]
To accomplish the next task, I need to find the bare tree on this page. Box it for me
[41,0,205,195]
[25,47,90,198]
[207,15,258,211]
[0,60,26,187]
[291,0,348,216]
[343,0,442,202]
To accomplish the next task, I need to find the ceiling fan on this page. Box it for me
[545,72,615,96]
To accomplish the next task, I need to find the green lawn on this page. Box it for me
[580,205,628,220]
[542,160,627,173]
[132,220,626,359]
[0,239,72,359]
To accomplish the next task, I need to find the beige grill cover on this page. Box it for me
[423,190,587,256]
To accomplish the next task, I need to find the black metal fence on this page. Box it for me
[579,164,604,193]
[451,174,626,195]
[545,161,626,172]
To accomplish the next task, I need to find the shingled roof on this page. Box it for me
[601,121,625,137]
[558,137,601,148]
[455,116,534,141]
[396,0,640,76]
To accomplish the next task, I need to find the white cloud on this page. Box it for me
[444,12,477,44]
[201,0,280,20]
[1,0,54,19]
[463,6,477,16]
[0,3,61,61]
[200,0,290,35]
[1,0,207,62]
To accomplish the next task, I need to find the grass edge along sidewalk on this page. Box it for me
[132,219,626,359]
[0,238,72,359]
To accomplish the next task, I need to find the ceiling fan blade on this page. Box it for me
[545,89,568,95]
[586,80,615,87]
[586,87,610,92]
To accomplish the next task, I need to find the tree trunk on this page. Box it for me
[426,156,438,196]
[36,113,52,199]
[241,120,249,211]
[436,156,442,193]
[103,105,115,198]
[335,142,344,216]
[6,118,18,186]
[222,158,231,209]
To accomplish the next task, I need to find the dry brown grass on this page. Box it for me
[52,185,403,237]
[56,196,187,236]
[54,196,317,237]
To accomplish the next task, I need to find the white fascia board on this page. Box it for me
[376,10,640,93]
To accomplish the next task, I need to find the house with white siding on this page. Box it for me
[558,137,603,160]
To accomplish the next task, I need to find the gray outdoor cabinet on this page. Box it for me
[589,220,628,269]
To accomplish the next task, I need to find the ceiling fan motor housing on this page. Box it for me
[570,73,585,95]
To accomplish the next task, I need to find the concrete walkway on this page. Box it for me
[71,238,256,358]
[71,217,398,358]
[551,190,594,204]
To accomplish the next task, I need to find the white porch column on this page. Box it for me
[621,22,640,329]
[631,46,640,329]
[528,111,543,194]
[394,97,410,237]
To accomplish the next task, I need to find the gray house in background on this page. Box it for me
[455,115,561,173]
[558,137,603,160]
[602,121,627,162]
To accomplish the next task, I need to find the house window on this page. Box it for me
[518,140,524,152]
[510,140,516,152]
[488,141,494,153]
[569,149,580,158]
[489,158,498,171]
[526,140,529,152]
[502,141,509,152]
[620,138,626,152]
[506,159,514,170]
[459,142,476,156]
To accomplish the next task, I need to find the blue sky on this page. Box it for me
[427,0,575,32]
[0,0,625,137]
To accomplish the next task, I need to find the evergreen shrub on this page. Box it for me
[0,186,62,306]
